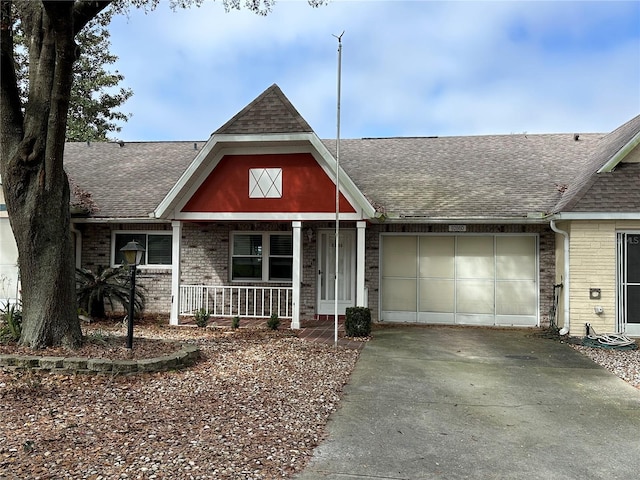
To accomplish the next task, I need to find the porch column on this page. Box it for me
[291,221,302,329]
[356,221,367,307]
[169,220,182,326]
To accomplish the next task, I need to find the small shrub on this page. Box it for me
[0,301,22,343]
[345,307,371,337]
[231,316,240,330]
[267,313,280,330]
[76,266,145,319]
[194,308,210,328]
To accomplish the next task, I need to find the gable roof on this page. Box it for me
[61,84,639,223]
[214,84,313,135]
[553,114,640,213]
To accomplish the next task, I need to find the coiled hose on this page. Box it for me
[584,323,637,348]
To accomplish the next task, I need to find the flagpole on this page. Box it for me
[333,31,344,348]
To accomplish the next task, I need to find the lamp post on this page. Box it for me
[120,240,145,349]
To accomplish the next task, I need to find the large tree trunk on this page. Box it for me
[0,1,110,349]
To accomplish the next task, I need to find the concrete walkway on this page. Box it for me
[296,326,640,480]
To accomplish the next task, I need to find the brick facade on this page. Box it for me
[79,220,556,326]
[79,222,173,314]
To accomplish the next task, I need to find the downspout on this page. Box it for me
[70,223,82,269]
[550,220,570,335]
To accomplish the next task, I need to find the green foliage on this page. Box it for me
[231,316,240,330]
[12,8,132,141]
[0,301,23,343]
[194,308,210,328]
[76,266,145,319]
[345,307,372,338]
[267,313,280,330]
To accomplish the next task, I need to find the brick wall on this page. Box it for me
[79,222,173,314]
[566,220,640,335]
[79,220,557,325]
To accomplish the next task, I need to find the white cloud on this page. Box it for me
[107,0,640,141]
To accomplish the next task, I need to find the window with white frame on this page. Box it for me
[113,232,172,267]
[231,232,292,281]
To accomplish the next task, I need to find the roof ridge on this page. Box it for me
[554,113,640,212]
[213,84,313,135]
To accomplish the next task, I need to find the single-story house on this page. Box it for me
[1,84,639,336]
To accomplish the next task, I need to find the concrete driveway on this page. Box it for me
[296,326,640,480]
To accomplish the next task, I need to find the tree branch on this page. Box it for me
[72,0,112,36]
[0,0,24,153]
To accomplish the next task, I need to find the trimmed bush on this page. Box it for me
[231,316,240,330]
[345,307,371,337]
[194,308,210,328]
[267,313,280,330]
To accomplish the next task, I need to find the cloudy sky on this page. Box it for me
[108,0,640,142]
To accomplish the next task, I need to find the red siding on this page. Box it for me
[182,153,356,213]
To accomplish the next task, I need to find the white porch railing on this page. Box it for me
[179,285,293,319]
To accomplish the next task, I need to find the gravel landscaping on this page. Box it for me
[1,322,638,479]
[570,343,640,388]
[0,323,360,479]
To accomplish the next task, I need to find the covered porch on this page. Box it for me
[169,220,369,328]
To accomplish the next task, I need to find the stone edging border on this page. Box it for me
[0,344,200,375]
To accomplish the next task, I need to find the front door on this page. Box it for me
[317,229,355,315]
[618,232,640,335]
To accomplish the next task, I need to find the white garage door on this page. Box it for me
[380,235,538,326]
[0,218,20,306]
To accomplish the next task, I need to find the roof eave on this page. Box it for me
[551,212,640,221]
[376,215,553,225]
[597,130,640,173]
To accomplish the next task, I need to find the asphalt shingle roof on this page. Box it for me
[63,85,639,221]
[65,141,199,218]
[325,133,603,219]
[214,84,313,135]
[553,114,640,213]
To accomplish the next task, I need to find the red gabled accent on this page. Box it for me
[182,153,356,213]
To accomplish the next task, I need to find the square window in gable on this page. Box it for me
[249,168,282,198]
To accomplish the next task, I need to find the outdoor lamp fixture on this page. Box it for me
[120,240,145,349]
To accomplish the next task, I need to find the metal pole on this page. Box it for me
[333,31,344,348]
[126,264,136,349]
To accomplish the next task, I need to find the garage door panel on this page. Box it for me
[496,315,537,326]
[382,236,417,277]
[419,236,454,277]
[381,278,417,312]
[497,236,536,280]
[496,281,537,315]
[457,236,494,279]
[381,234,538,327]
[419,278,454,313]
[456,279,494,314]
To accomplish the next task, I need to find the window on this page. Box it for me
[113,232,172,267]
[231,232,292,281]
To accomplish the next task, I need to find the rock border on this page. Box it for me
[0,344,200,375]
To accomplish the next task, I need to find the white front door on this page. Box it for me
[317,229,356,315]
[618,232,640,336]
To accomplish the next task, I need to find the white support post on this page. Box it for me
[291,221,302,329]
[170,220,182,326]
[356,221,366,307]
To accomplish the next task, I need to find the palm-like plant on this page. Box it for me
[76,266,145,319]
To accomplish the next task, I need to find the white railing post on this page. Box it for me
[170,221,182,325]
[291,221,302,329]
